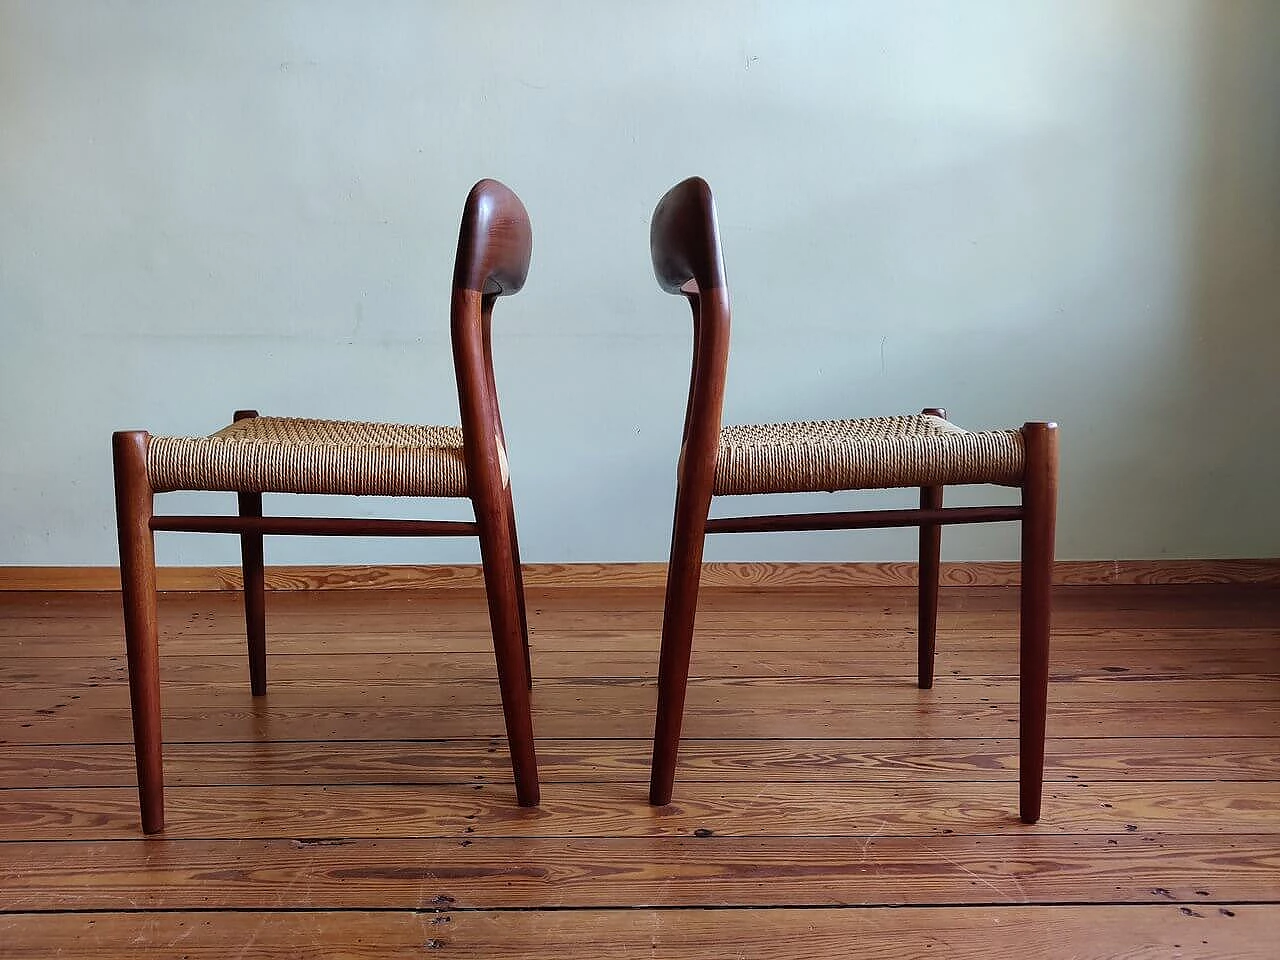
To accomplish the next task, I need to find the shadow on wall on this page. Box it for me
[1167,2,1280,556]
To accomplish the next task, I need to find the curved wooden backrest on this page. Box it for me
[651,176,727,294]
[650,177,732,493]
[454,179,533,296]
[450,180,532,508]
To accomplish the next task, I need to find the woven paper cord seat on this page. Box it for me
[147,416,468,498]
[714,414,1025,496]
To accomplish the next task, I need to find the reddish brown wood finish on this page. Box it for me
[232,410,267,697]
[649,178,731,807]
[111,430,164,833]
[482,294,533,688]
[149,516,480,537]
[703,505,1022,534]
[1019,420,1059,823]
[452,188,540,803]
[918,407,946,690]
[647,178,1059,822]
[111,180,541,829]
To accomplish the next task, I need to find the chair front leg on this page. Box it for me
[1018,421,1059,824]
[233,411,267,695]
[475,490,540,806]
[649,483,713,806]
[113,431,165,834]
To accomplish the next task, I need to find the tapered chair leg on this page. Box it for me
[1018,421,1059,824]
[232,411,268,695]
[113,431,165,834]
[476,498,540,806]
[504,485,532,688]
[917,484,943,688]
[237,490,267,696]
[917,407,946,688]
[649,489,712,806]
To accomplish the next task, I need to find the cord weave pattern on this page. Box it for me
[147,416,468,497]
[714,414,1025,495]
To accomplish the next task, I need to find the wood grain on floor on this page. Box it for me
[1,583,1277,957]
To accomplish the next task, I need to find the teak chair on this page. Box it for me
[646,177,1059,823]
[112,179,540,833]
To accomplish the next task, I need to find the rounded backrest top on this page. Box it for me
[650,176,726,295]
[454,179,533,296]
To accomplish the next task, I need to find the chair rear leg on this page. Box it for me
[649,489,712,806]
[237,490,267,696]
[1019,421,1058,824]
[113,431,165,834]
[917,407,946,689]
[503,484,532,688]
[477,498,540,806]
[918,485,943,688]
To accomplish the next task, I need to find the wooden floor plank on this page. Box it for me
[5,780,1280,841]
[6,700,1278,744]
[3,602,1275,638]
[443,903,1277,960]
[7,626,1278,658]
[3,834,1278,909]
[1,582,1273,615]
[2,583,1275,637]
[2,582,1277,957]
[6,646,1278,685]
[5,737,1278,788]
[2,904,1274,960]
[8,676,1277,713]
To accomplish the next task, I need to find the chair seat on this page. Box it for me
[147,416,468,497]
[714,414,1025,496]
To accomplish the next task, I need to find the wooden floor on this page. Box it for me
[1,582,1278,957]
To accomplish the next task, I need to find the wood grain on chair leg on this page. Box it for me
[112,430,165,834]
[453,211,540,807]
[233,411,267,697]
[480,298,533,690]
[1019,420,1059,824]
[504,485,532,688]
[649,488,713,806]
[645,188,731,806]
[917,484,943,688]
[476,495,540,807]
[917,407,946,689]
[236,489,267,696]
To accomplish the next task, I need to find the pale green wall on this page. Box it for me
[2,0,1278,565]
